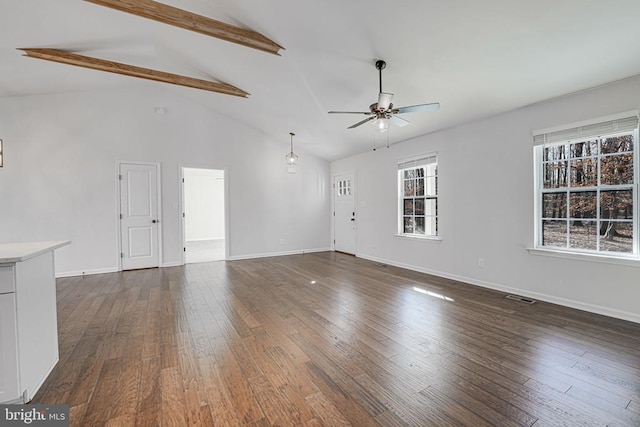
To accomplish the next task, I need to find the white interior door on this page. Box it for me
[120,163,160,270]
[334,172,356,255]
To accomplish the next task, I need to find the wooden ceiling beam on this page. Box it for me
[19,48,249,97]
[83,0,284,55]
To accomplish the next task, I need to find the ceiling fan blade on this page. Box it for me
[328,110,371,115]
[377,92,393,110]
[348,116,375,129]
[394,102,440,114]
[390,115,410,127]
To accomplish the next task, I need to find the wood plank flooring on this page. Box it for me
[33,252,640,426]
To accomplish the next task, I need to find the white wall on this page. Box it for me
[0,86,331,275]
[184,168,225,241]
[331,74,640,323]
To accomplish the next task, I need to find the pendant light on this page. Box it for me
[285,132,298,165]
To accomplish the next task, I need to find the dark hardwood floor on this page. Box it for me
[33,252,640,426]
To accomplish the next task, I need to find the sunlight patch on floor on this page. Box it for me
[413,286,454,302]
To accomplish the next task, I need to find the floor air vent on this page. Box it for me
[505,294,537,304]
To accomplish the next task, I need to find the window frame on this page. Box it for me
[533,127,639,259]
[397,153,439,239]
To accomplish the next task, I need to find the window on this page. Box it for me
[534,113,638,257]
[398,154,438,237]
[337,179,351,197]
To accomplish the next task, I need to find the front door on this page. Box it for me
[334,172,356,255]
[119,163,160,270]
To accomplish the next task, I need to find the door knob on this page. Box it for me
[152,219,158,223]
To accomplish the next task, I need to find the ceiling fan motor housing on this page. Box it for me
[370,102,393,114]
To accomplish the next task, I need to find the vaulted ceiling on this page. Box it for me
[2,0,640,160]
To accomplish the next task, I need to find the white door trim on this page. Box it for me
[116,161,163,271]
[179,165,230,265]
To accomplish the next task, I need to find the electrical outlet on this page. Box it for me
[478,258,485,268]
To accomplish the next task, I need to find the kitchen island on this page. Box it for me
[0,240,70,403]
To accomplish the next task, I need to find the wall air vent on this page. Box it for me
[505,294,537,304]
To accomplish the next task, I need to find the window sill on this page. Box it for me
[394,234,442,242]
[527,247,640,267]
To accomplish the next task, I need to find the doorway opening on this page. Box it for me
[182,167,226,263]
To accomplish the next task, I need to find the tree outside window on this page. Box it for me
[398,155,438,238]
[538,131,636,255]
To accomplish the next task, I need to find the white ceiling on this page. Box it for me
[2,0,640,161]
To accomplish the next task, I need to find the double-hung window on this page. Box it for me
[533,113,639,257]
[398,154,438,237]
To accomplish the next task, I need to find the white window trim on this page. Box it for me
[532,110,639,144]
[527,247,640,267]
[532,113,639,261]
[394,233,442,242]
[397,153,438,238]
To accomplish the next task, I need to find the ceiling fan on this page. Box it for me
[329,60,440,132]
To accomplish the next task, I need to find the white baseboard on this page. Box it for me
[227,247,331,261]
[161,261,183,268]
[58,262,182,276]
[56,249,332,277]
[357,253,640,325]
[56,267,119,278]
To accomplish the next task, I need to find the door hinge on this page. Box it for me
[182,212,185,218]
[120,252,124,258]
[119,213,123,220]
[182,178,185,183]
[119,174,122,180]
[333,211,335,216]
[184,247,186,252]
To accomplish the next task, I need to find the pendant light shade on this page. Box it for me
[285,132,298,165]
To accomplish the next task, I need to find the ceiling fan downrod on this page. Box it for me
[375,60,386,93]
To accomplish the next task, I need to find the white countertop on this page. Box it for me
[0,241,71,263]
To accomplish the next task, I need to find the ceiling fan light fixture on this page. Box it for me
[372,117,390,133]
[285,132,298,165]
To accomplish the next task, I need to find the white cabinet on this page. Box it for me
[0,265,14,293]
[0,241,70,404]
[0,292,20,403]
